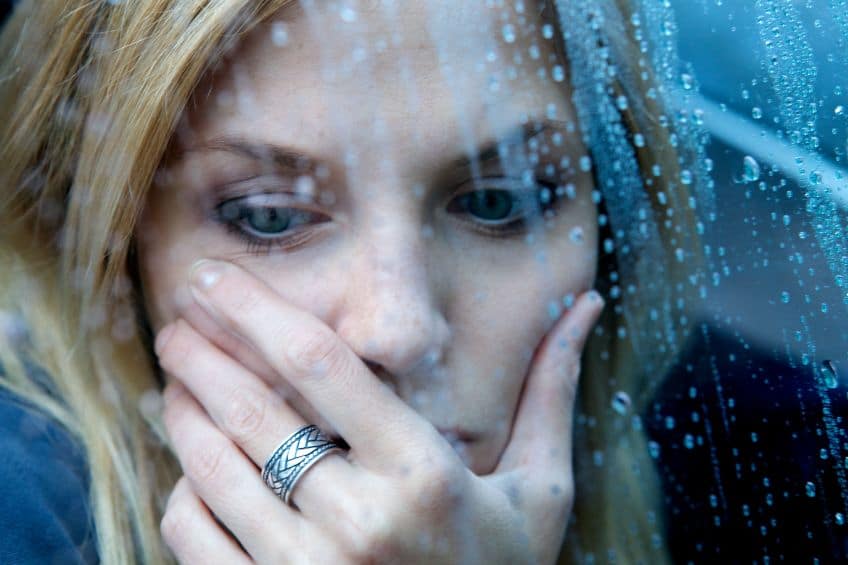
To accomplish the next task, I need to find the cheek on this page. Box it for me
[454,239,598,399]
[134,204,201,333]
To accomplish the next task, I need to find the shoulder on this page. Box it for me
[0,387,99,564]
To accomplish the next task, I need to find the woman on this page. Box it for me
[0,0,709,563]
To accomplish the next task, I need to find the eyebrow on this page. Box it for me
[178,118,571,174]
[179,138,317,173]
[450,118,569,170]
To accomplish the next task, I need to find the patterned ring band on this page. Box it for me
[261,424,345,507]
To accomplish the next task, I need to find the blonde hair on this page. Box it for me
[0,1,707,563]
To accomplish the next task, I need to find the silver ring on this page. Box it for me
[261,424,344,507]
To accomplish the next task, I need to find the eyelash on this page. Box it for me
[212,179,564,256]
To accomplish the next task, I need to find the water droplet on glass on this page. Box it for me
[579,156,592,172]
[270,21,289,46]
[752,106,763,120]
[611,391,631,415]
[681,73,693,90]
[820,448,829,460]
[502,24,516,43]
[837,513,845,526]
[822,360,839,389]
[742,155,761,182]
[593,450,604,466]
[551,65,565,82]
[680,169,693,185]
[648,441,661,459]
[780,291,791,304]
[541,23,554,39]
[569,226,585,244]
[340,6,357,22]
[295,175,316,196]
[836,105,845,116]
[616,95,629,111]
[805,481,816,497]
[138,389,164,424]
[683,434,695,449]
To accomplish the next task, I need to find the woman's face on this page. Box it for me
[136,1,598,474]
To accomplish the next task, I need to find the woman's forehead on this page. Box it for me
[179,0,573,164]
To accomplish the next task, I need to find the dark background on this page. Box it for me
[1,1,12,25]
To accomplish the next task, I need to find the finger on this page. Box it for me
[178,300,283,387]
[160,476,252,565]
[163,381,315,563]
[175,304,314,430]
[156,318,354,517]
[184,259,450,468]
[494,289,605,474]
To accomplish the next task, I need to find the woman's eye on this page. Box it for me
[447,180,560,231]
[454,191,516,222]
[213,196,329,255]
[241,206,295,235]
[214,179,561,255]
[218,199,324,235]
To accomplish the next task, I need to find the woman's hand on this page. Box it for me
[154,259,605,564]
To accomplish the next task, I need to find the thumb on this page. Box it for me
[493,289,605,474]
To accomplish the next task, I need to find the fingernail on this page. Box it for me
[154,323,177,356]
[190,259,226,291]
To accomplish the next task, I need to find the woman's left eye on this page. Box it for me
[446,178,561,234]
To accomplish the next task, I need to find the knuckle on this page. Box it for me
[157,325,194,372]
[221,385,267,442]
[160,500,192,550]
[167,476,192,507]
[349,515,394,564]
[288,327,347,377]
[412,458,466,515]
[186,440,229,484]
[161,388,188,434]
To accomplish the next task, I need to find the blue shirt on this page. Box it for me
[0,387,98,564]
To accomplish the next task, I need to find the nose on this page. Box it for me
[333,216,452,382]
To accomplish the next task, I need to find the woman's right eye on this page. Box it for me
[218,199,320,234]
[212,195,330,255]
